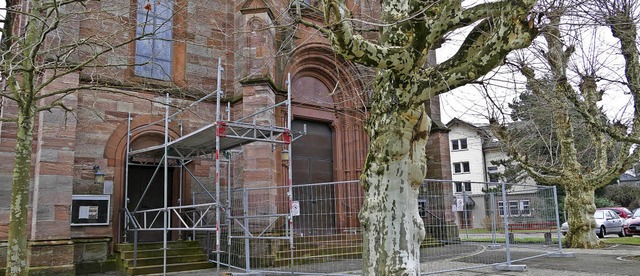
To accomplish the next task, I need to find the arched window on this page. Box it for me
[135,0,173,80]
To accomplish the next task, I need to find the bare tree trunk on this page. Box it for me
[6,104,36,276]
[360,103,430,275]
[564,185,599,248]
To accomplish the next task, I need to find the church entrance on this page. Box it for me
[126,164,175,242]
[292,119,336,235]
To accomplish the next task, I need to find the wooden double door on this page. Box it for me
[291,120,336,235]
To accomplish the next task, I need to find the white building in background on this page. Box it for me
[446,118,536,229]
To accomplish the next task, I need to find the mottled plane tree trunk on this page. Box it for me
[492,1,640,248]
[303,0,540,274]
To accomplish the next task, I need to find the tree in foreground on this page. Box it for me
[491,0,640,248]
[1,1,174,274]
[300,0,540,274]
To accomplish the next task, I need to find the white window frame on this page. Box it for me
[509,201,520,216]
[451,138,468,151]
[454,181,472,193]
[497,199,532,217]
[497,201,505,216]
[453,161,470,174]
[519,200,531,216]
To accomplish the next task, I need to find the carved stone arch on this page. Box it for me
[104,114,182,242]
[104,115,181,165]
[284,43,367,111]
[284,43,368,231]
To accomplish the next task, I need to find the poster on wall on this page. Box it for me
[71,195,110,226]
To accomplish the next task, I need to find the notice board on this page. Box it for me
[71,195,110,226]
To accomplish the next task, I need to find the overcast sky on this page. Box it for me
[436,10,636,126]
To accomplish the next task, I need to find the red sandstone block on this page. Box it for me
[105,110,129,119]
[33,221,70,240]
[244,170,275,183]
[91,99,118,111]
[0,224,8,240]
[37,190,71,207]
[207,38,224,48]
[30,244,74,266]
[193,164,211,177]
[82,226,112,236]
[57,150,75,163]
[54,205,71,221]
[40,162,73,176]
[41,138,75,150]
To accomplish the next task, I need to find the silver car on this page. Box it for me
[560,209,625,238]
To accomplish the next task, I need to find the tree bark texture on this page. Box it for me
[5,1,43,274]
[360,101,430,275]
[563,184,599,248]
[319,0,537,274]
[7,105,36,276]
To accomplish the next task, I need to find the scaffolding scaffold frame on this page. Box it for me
[122,58,298,274]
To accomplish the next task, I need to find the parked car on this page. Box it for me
[623,208,640,236]
[561,209,625,238]
[602,207,633,219]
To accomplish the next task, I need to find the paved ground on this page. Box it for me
[155,242,640,276]
[428,244,640,275]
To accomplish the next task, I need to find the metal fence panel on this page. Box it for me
[198,179,567,275]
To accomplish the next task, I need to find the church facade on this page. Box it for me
[0,1,453,273]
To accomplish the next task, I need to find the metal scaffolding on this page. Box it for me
[123,58,296,274]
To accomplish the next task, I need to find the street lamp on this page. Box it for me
[93,165,105,185]
[281,149,290,162]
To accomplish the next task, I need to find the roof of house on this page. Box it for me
[446,118,501,150]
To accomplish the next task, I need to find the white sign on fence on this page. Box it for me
[291,201,300,216]
[456,196,464,211]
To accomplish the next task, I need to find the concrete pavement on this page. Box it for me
[151,243,640,276]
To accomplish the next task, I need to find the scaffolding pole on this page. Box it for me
[163,93,169,275]
[286,73,294,271]
[124,112,132,243]
[214,57,223,274]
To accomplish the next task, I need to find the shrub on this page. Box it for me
[604,184,640,208]
[594,196,618,208]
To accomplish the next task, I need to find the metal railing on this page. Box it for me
[200,179,572,275]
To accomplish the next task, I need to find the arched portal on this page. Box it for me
[126,133,176,242]
[285,44,368,233]
[104,115,185,243]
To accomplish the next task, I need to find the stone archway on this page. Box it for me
[104,115,184,243]
[285,44,369,232]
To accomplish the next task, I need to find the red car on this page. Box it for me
[623,208,640,236]
[603,207,633,219]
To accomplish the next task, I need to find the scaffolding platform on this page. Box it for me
[128,121,291,161]
[121,58,297,274]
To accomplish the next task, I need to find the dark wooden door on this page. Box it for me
[292,120,335,235]
[127,165,173,242]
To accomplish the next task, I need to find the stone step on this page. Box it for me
[118,247,204,260]
[121,254,208,268]
[115,241,213,275]
[115,240,201,252]
[126,261,215,275]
